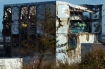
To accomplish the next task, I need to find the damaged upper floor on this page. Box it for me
[2,1,103,36]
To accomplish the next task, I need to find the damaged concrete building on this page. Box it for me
[56,1,103,64]
[1,1,103,64]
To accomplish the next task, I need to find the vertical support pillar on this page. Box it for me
[89,12,92,33]
[99,5,102,34]
[3,35,6,57]
[19,7,21,48]
[27,6,30,48]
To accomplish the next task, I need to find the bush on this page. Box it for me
[56,45,105,69]
[80,45,105,69]
[23,45,105,69]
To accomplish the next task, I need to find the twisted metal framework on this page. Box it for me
[2,1,56,57]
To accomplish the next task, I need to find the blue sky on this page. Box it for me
[0,0,105,31]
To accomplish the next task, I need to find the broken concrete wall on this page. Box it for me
[56,1,70,64]
[56,1,97,65]
[56,32,96,64]
[66,33,96,64]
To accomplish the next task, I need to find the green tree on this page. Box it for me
[22,4,56,69]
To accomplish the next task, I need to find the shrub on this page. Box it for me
[23,45,105,69]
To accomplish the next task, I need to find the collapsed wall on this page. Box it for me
[56,1,102,64]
